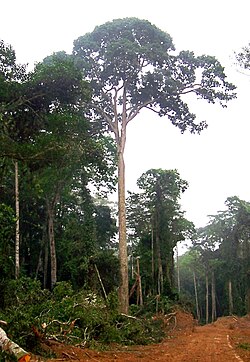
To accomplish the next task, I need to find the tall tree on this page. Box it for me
[0,40,28,280]
[0,45,116,286]
[127,169,194,297]
[189,196,250,318]
[73,18,236,313]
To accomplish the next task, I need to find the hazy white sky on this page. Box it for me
[1,0,250,227]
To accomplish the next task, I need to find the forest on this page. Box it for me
[0,17,249,361]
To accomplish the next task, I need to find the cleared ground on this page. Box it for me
[31,311,250,361]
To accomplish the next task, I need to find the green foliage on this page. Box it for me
[238,343,250,351]
[0,203,15,282]
[0,351,17,362]
[73,17,236,134]
[52,281,74,301]
[0,278,166,356]
[0,39,117,291]
[180,196,250,320]
[127,169,194,297]
[3,277,49,308]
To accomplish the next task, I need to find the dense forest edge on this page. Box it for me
[0,18,250,361]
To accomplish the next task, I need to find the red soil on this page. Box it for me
[31,311,250,361]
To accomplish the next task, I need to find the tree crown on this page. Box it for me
[73,18,236,134]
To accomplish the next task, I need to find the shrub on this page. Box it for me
[0,278,167,357]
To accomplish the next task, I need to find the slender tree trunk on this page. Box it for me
[15,161,20,279]
[211,271,217,322]
[117,150,129,314]
[228,279,233,315]
[94,264,107,300]
[43,239,48,289]
[166,250,174,289]
[156,233,163,295]
[206,272,209,324]
[151,226,154,293]
[35,225,47,279]
[136,257,143,306]
[46,200,57,289]
[176,244,180,294]
[193,271,200,322]
[154,209,163,295]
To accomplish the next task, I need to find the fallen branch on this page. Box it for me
[120,313,138,320]
[41,318,80,337]
[0,327,30,362]
[164,312,177,330]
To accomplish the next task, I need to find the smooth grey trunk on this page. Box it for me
[206,273,209,324]
[151,227,154,291]
[43,240,48,289]
[154,208,163,295]
[46,200,57,289]
[95,264,107,300]
[211,271,217,322]
[193,271,200,322]
[176,244,180,294]
[166,250,174,289]
[35,225,47,281]
[156,233,163,295]
[117,150,129,314]
[228,279,233,315]
[14,161,20,279]
[136,257,143,306]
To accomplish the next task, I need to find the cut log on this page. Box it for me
[0,327,30,361]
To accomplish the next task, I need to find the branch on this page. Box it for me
[145,106,161,114]
[90,102,117,135]
[127,99,153,124]
[112,88,120,144]
[120,313,138,320]
[179,84,202,95]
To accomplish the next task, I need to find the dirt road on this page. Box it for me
[36,312,250,361]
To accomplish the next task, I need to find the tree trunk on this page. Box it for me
[43,239,49,289]
[15,161,20,279]
[156,233,163,295]
[154,209,163,295]
[46,200,57,289]
[206,273,209,324]
[35,225,47,280]
[166,250,174,289]
[136,257,143,306]
[151,226,154,293]
[193,271,200,322]
[211,271,217,322]
[117,150,129,314]
[228,279,233,315]
[94,264,107,300]
[176,244,180,294]
[0,327,30,361]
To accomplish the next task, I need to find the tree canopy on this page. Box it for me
[73,17,236,135]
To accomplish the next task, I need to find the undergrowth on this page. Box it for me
[0,277,169,358]
[238,342,250,351]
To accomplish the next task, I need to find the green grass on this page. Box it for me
[238,342,250,351]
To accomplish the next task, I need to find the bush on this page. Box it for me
[0,278,167,357]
